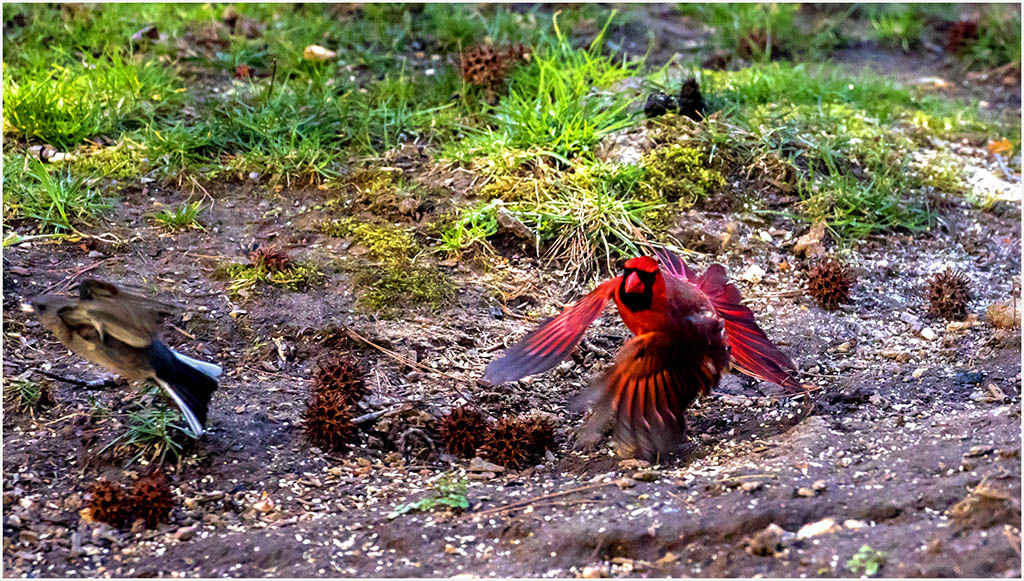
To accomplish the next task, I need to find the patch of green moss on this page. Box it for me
[349,168,398,198]
[67,142,147,180]
[909,150,966,193]
[639,144,726,204]
[321,216,454,314]
[357,267,455,316]
[320,217,418,266]
[214,261,322,298]
[479,174,542,202]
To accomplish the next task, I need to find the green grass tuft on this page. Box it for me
[4,51,184,148]
[3,378,52,414]
[101,403,188,466]
[446,11,644,165]
[4,157,110,234]
[480,163,666,279]
[152,201,206,232]
[867,5,923,51]
[960,5,1023,70]
[678,62,1008,238]
[438,200,501,257]
[677,3,847,61]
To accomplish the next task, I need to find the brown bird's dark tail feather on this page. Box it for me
[147,341,219,436]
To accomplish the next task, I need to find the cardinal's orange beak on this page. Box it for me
[624,271,644,294]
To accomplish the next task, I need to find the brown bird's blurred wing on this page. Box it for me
[484,278,619,385]
[77,279,179,348]
[694,265,802,392]
[79,279,180,314]
[579,326,729,460]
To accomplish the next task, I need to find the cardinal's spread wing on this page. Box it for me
[484,279,618,385]
[695,265,801,391]
[651,246,697,281]
[651,249,801,392]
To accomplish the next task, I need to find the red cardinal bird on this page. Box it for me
[484,248,802,460]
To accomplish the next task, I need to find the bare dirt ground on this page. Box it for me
[3,10,1022,580]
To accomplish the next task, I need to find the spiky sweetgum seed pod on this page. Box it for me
[805,259,853,310]
[85,479,132,528]
[927,269,972,321]
[248,245,292,273]
[460,43,531,87]
[303,390,355,452]
[460,44,499,86]
[479,417,536,470]
[131,470,174,529]
[312,353,367,408]
[438,406,489,458]
[523,415,557,458]
[947,20,979,54]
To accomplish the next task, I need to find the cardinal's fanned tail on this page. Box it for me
[577,329,728,461]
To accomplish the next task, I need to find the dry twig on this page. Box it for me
[463,481,615,519]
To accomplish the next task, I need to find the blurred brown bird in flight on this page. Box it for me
[29,280,221,437]
[485,248,802,460]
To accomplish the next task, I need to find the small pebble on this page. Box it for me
[615,478,637,490]
[632,470,661,483]
[468,457,505,473]
[964,445,993,457]
[796,518,839,539]
[174,525,197,542]
[956,371,985,385]
[741,264,766,284]
[920,327,937,341]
